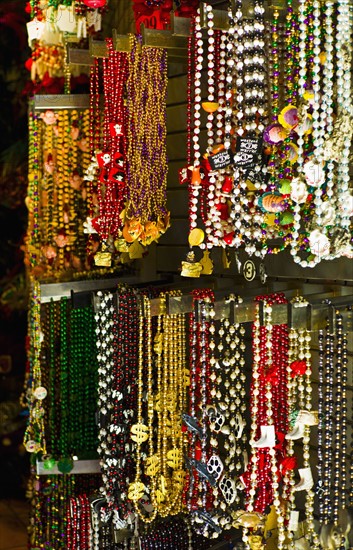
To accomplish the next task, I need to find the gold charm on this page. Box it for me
[159,475,168,495]
[173,469,186,486]
[94,252,112,267]
[163,417,172,437]
[128,481,146,501]
[145,455,160,476]
[166,392,176,412]
[184,368,190,386]
[199,250,214,275]
[222,248,231,269]
[114,238,129,253]
[155,489,166,504]
[130,423,149,444]
[232,510,265,529]
[154,392,161,412]
[153,333,163,355]
[181,251,203,278]
[166,448,181,469]
[248,535,265,550]
[188,227,205,247]
[128,240,145,259]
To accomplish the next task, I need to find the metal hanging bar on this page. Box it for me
[33,94,90,110]
[90,38,108,58]
[112,29,134,52]
[67,47,93,66]
[36,459,101,475]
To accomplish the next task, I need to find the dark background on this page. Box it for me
[0,0,31,498]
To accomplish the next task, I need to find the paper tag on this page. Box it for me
[234,137,263,169]
[56,5,77,33]
[208,149,233,171]
[136,10,163,34]
[86,9,102,32]
[27,19,45,43]
[41,19,62,44]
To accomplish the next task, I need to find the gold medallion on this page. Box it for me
[188,228,205,247]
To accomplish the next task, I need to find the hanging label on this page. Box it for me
[86,9,102,32]
[135,10,164,34]
[208,149,233,171]
[234,137,263,169]
[56,5,77,33]
[243,259,256,282]
[26,19,45,43]
[259,262,267,284]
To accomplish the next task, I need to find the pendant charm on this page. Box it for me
[207,455,224,481]
[219,477,237,505]
[182,413,202,436]
[199,250,214,275]
[181,252,203,278]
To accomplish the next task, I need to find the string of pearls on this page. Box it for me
[336,0,352,231]
[290,0,319,268]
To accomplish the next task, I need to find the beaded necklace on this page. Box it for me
[24,279,47,455]
[208,295,246,523]
[332,312,348,528]
[26,106,91,279]
[243,293,289,546]
[94,290,115,517]
[69,304,98,456]
[285,308,320,548]
[184,289,220,537]
[129,295,157,523]
[124,37,170,247]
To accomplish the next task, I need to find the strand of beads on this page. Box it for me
[322,316,335,524]
[67,494,91,550]
[124,37,169,248]
[332,312,348,539]
[335,0,353,234]
[128,295,157,523]
[24,279,47,455]
[188,10,203,236]
[242,293,289,546]
[94,291,115,513]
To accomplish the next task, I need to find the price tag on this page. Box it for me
[86,9,102,32]
[234,137,263,169]
[27,19,45,43]
[208,149,233,171]
[135,10,163,33]
[56,5,77,33]
[243,259,256,282]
